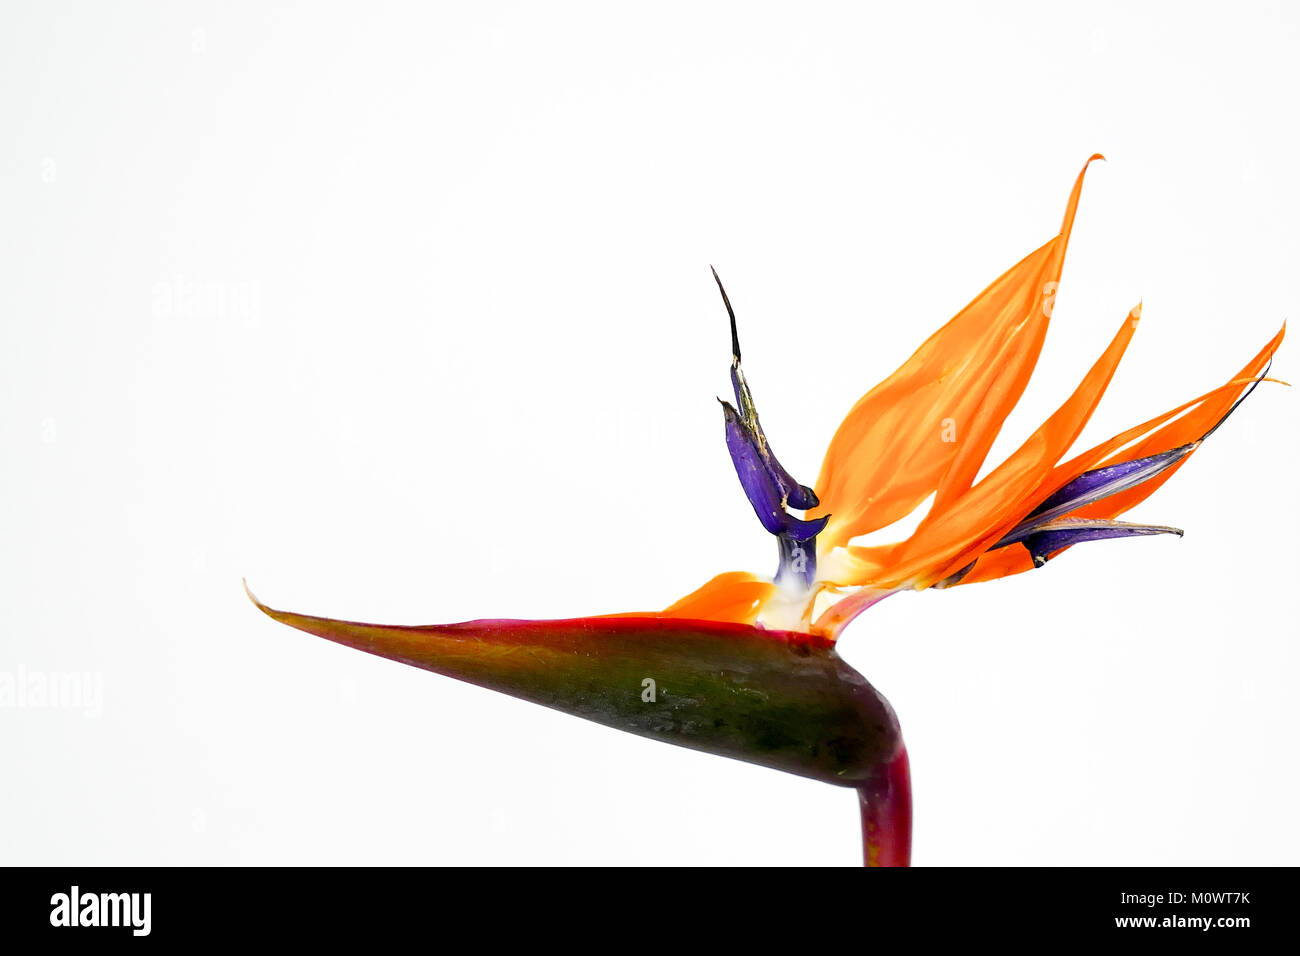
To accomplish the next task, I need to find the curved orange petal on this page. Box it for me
[810,155,1104,552]
[945,323,1285,586]
[950,546,1036,586]
[661,571,775,626]
[1064,324,1285,520]
[843,304,1140,589]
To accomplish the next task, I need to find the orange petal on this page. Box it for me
[1063,324,1285,521]
[947,323,1285,586]
[661,571,775,626]
[949,546,1036,586]
[810,155,1104,552]
[853,304,1140,589]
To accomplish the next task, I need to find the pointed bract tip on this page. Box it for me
[243,579,279,620]
[709,265,741,364]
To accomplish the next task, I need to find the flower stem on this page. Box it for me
[858,746,912,867]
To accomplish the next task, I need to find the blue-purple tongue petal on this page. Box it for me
[730,366,820,511]
[1022,517,1183,567]
[711,267,827,588]
[713,266,819,512]
[722,400,829,541]
[1005,369,1267,545]
[996,442,1197,548]
[944,370,1268,587]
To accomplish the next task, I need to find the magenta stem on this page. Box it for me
[857,746,912,867]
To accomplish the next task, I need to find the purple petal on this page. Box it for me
[722,401,829,541]
[711,267,827,592]
[1004,366,1269,546]
[1023,517,1183,567]
[996,443,1196,548]
[713,265,820,511]
[1031,443,1195,522]
[730,366,821,511]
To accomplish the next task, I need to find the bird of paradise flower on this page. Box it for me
[248,155,1283,865]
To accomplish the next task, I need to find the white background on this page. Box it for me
[2,1,1296,865]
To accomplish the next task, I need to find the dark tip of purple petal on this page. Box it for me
[710,265,741,365]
